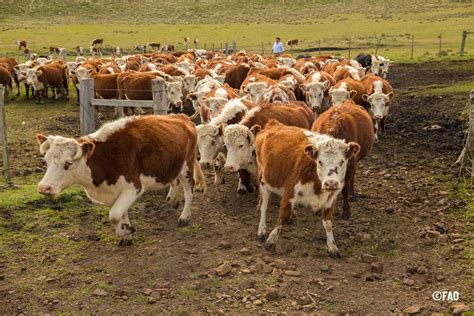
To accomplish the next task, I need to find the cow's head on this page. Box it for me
[370,56,381,75]
[278,75,298,90]
[36,134,95,196]
[243,81,268,103]
[165,81,183,109]
[301,81,329,111]
[201,96,228,116]
[329,83,356,106]
[305,133,360,191]
[65,62,78,77]
[197,124,225,168]
[362,91,394,121]
[25,68,42,86]
[223,125,256,173]
[74,66,93,81]
[14,64,29,81]
[182,75,198,94]
[115,58,126,67]
[277,57,296,67]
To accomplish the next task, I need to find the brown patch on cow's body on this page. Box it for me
[224,64,250,89]
[117,72,158,100]
[93,73,119,99]
[242,102,314,129]
[333,77,366,106]
[81,115,197,190]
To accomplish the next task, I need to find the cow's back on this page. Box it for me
[243,102,313,129]
[312,100,373,160]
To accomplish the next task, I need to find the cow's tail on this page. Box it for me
[193,159,207,193]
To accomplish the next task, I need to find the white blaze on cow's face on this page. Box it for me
[304,133,360,191]
[25,68,42,88]
[15,64,30,81]
[365,92,392,121]
[165,81,184,109]
[330,84,351,106]
[244,82,268,103]
[302,81,328,111]
[197,124,224,168]
[370,59,381,75]
[278,76,297,90]
[223,125,255,173]
[65,62,78,77]
[36,134,95,196]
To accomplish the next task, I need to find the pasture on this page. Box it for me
[0,0,473,314]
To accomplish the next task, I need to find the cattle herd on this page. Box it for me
[1,41,395,258]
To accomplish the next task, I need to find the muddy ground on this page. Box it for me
[0,61,472,314]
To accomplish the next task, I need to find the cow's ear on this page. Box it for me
[362,94,369,102]
[349,90,357,98]
[218,124,226,136]
[73,141,95,160]
[304,144,318,160]
[386,92,394,100]
[36,69,43,76]
[250,124,261,136]
[345,142,360,159]
[299,83,306,92]
[36,134,50,154]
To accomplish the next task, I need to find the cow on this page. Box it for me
[260,84,296,104]
[355,53,381,76]
[197,98,256,184]
[17,40,27,50]
[199,83,240,121]
[135,45,147,54]
[161,45,175,52]
[360,74,394,142]
[333,65,361,82]
[223,102,314,194]
[49,47,60,55]
[91,38,104,48]
[148,42,161,51]
[329,78,366,106]
[255,120,360,257]
[0,63,13,100]
[24,63,68,103]
[312,99,374,219]
[112,46,123,58]
[36,115,206,246]
[287,39,299,48]
[193,38,199,48]
[224,64,250,90]
[0,57,20,97]
[89,47,102,58]
[75,46,84,56]
[376,55,391,79]
[300,71,336,114]
[13,63,34,100]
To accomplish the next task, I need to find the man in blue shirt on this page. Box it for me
[271,37,284,56]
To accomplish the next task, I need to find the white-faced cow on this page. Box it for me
[36,114,206,246]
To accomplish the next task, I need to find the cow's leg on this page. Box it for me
[165,180,180,208]
[237,169,254,195]
[15,78,21,97]
[25,83,30,100]
[265,191,293,252]
[177,163,194,227]
[213,153,225,184]
[374,120,379,143]
[322,201,341,258]
[109,190,138,246]
[342,159,356,219]
[380,118,386,135]
[258,184,271,241]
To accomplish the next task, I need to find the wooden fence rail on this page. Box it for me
[79,77,168,136]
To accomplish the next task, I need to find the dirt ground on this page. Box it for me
[0,61,472,314]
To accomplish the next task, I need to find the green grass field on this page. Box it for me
[1,0,473,62]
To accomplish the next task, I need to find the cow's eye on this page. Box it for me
[318,160,323,166]
[211,140,215,145]
[64,161,72,170]
[339,160,344,166]
[239,144,244,149]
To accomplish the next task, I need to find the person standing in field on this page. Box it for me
[271,37,284,56]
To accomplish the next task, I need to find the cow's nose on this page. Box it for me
[224,165,236,173]
[374,115,383,120]
[323,180,339,191]
[38,184,53,196]
[200,161,211,169]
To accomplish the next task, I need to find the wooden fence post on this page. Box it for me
[438,34,442,57]
[224,43,229,56]
[411,34,414,59]
[232,41,236,53]
[348,38,352,59]
[152,78,168,115]
[460,30,467,56]
[80,78,95,135]
[204,43,207,50]
[470,89,474,185]
[261,42,264,55]
[318,40,321,54]
[0,85,12,186]
[212,44,215,52]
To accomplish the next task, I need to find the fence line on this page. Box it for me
[79,77,167,135]
[0,85,12,186]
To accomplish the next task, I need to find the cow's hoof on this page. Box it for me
[329,250,342,259]
[195,187,204,193]
[264,241,276,252]
[258,233,267,242]
[119,238,133,247]
[341,211,351,220]
[246,185,256,193]
[177,217,190,227]
[282,217,294,225]
[121,223,136,234]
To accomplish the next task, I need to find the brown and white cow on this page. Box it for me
[300,71,336,114]
[0,63,13,100]
[36,114,206,245]
[312,99,374,219]
[329,78,366,106]
[223,102,314,194]
[360,74,394,142]
[255,120,360,257]
[24,63,68,103]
